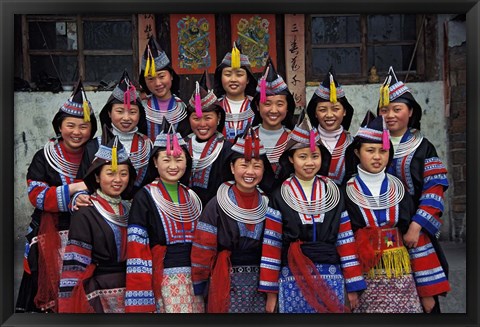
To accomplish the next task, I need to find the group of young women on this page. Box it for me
[15,36,450,314]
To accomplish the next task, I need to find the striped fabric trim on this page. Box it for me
[221,52,251,67]
[388,81,410,101]
[314,84,346,100]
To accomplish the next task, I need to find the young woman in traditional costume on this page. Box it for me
[251,57,295,187]
[185,71,234,207]
[58,135,136,313]
[306,68,354,185]
[125,124,204,313]
[190,127,282,313]
[344,111,450,313]
[270,111,366,313]
[140,36,191,141]
[213,42,258,143]
[75,70,152,200]
[15,81,97,312]
[377,66,450,313]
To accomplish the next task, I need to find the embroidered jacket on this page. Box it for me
[186,132,234,207]
[270,175,366,293]
[125,181,199,313]
[388,129,449,237]
[220,96,256,143]
[58,193,130,312]
[345,174,450,297]
[323,130,353,185]
[190,183,282,295]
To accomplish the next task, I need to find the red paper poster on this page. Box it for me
[231,14,276,73]
[170,14,216,74]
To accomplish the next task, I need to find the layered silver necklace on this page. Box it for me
[44,139,80,179]
[281,176,340,215]
[113,126,152,170]
[129,138,152,170]
[217,182,269,224]
[145,98,187,125]
[150,181,202,223]
[394,129,423,159]
[91,192,130,227]
[190,135,224,172]
[345,174,405,210]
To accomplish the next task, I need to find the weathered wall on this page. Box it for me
[14,81,450,243]
[445,17,467,243]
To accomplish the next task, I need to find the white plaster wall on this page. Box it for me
[13,82,449,240]
[14,91,110,240]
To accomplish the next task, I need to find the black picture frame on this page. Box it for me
[2,1,478,326]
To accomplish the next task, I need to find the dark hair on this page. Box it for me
[186,102,226,133]
[229,152,275,193]
[376,92,422,130]
[148,145,192,186]
[213,63,258,98]
[53,111,97,140]
[251,91,295,130]
[344,138,394,182]
[139,66,180,97]
[88,162,137,200]
[99,99,148,136]
[306,94,354,131]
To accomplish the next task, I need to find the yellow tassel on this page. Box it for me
[144,57,151,78]
[231,43,240,69]
[329,74,337,103]
[150,57,156,77]
[379,85,384,108]
[383,84,390,107]
[111,146,118,172]
[83,101,90,122]
[368,247,411,279]
[379,75,391,108]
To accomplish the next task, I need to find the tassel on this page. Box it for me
[253,130,260,159]
[144,55,151,78]
[231,42,240,69]
[194,82,203,118]
[309,130,316,153]
[373,247,411,279]
[378,85,385,108]
[382,116,390,150]
[111,137,118,172]
[382,84,390,107]
[172,134,182,157]
[128,84,137,110]
[166,134,171,156]
[244,133,252,161]
[259,66,269,104]
[379,75,391,108]
[150,55,156,77]
[82,101,90,122]
[81,90,90,122]
[124,87,130,110]
[329,73,337,103]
